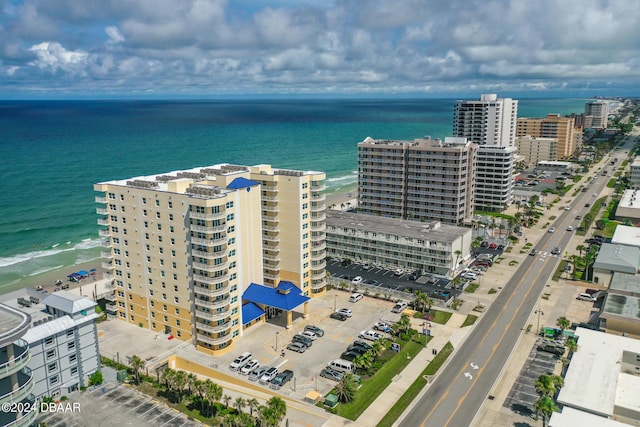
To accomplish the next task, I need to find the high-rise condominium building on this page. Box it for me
[584,100,609,129]
[453,94,518,211]
[357,136,477,224]
[516,114,577,158]
[94,164,326,355]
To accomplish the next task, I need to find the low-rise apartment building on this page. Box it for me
[326,210,472,276]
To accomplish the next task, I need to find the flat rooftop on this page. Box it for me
[0,303,31,347]
[601,293,640,321]
[611,224,640,248]
[326,210,470,243]
[609,272,640,296]
[549,406,631,427]
[557,327,640,418]
[618,189,640,210]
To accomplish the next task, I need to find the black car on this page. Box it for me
[271,369,294,386]
[353,340,373,351]
[330,312,348,321]
[346,345,368,355]
[480,241,490,248]
[497,244,505,251]
[304,325,325,337]
[340,351,360,362]
[364,279,380,285]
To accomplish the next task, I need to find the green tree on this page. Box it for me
[234,397,246,414]
[334,373,359,403]
[566,338,579,354]
[556,316,571,331]
[247,398,260,417]
[204,379,222,417]
[534,374,556,397]
[534,395,558,427]
[129,355,145,385]
[88,370,103,386]
[576,245,585,257]
[395,314,411,335]
[352,351,374,373]
[222,394,232,409]
[266,396,286,421]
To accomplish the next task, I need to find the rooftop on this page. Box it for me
[326,210,470,244]
[549,406,631,427]
[242,281,310,312]
[557,327,640,418]
[601,293,640,321]
[0,303,31,347]
[609,272,640,297]
[611,225,640,248]
[618,189,640,210]
[593,243,640,274]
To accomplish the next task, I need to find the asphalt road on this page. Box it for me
[399,139,634,427]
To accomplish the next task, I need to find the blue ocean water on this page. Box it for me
[0,97,587,290]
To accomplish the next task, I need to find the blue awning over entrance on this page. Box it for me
[242,281,310,311]
[242,302,265,325]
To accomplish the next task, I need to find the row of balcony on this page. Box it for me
[192,259,229,273]
[189,210,226,221]
[193,274,227,287]
[0,340,30,379]
[190,223,227,233]
[0,368,33,406]
[196,321,232,334]
[195,296,230,310]
[196,333,232,346]
[193,283,229,298]
[96,207,108,215]
[190,236,227,247]
[192,248,227,259]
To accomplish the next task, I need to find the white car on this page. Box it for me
[336,308,353,317]
[300,330,318,340]
[349,292,364,303]
[461,272,478,280]
[359,330,383,341]
[260,367,279,384]
[548,227,556,233]
[567,226,574,231]
[391,302,408,313]
[351,276,363,285]
[229,352,252,371]
[240,359,259,375]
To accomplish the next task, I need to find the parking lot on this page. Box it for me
[38,383,202,427]
[212,291,403,400]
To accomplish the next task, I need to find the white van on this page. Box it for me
[577,293,596,302]
[327,359,355,374]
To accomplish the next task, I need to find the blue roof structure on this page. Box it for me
[242,302,265,325]
[227,177,260,190]
[242,281,310,311]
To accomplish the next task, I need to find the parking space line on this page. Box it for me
[128,399,151,413]
[159,414,180,427]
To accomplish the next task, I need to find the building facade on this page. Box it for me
[0,304,37,427]
[357,136,477,224]
[629,157,640,187]
[584,100,609,129]
[453,94,518,211]
[326,210,472,276]
[516,114,577,158]
[94,163,326,355]
[515,136,558,165]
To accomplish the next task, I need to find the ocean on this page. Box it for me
[0,97,588,292]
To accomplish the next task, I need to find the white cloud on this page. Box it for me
[105,26,124,44]
[28,41,88,72]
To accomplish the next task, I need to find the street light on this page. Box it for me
[334,294,337,311]
[275,331,280,351]
[535,308,544,336]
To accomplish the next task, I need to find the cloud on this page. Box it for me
[0,0,638,97]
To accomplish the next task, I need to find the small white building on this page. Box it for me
[611,225,640,248]
[592,243,640,286]
[0,289,101,399]
[616,189,640,225]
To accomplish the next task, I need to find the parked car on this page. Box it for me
[271,370,294,387]
[489,242,497,249]
[473,261,490,268]
[353,340,373,351]
[391,302,408,313]
[304,325,325,337]
[585,203,591,207]
[240,359,260,375]
[359,330,383,341]
[292,334,313,347]
[229,352,252,371]
[320,367,344,382]
[336,308,353,317]
[364,279,380,286]
[341,259,352,266]
[575,215,582,220]
[461,272,478,280]
[346,345,368,355]
[340,351,360,362]
[260,367,279,384]
[300,330,318,340]
[330,312,348,321]
[497,244,505,251]
[480,241,489,248]
[248,366,268,382]
[351,276,364,285]
[373,321,392,332]
[286,342,307,353]
[349,292,364,303]
[393,268,404,276]
[408,270,421,280]
[362,263,372,270]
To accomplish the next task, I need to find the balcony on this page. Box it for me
[311,202,326,212]
[194,284,229,298]
[190,223,227,233]
[262,234,279,243]
[311,194,326,202]
[0,369,34,406]
[191,248,227,259]
[261,184,279,193]
[95,196,107,204]
[311,270,326,280]
[98,229,110,238]
[97,218,109,226]
[311,183,327,192]
[0,340,31,379]
[102,272,114,280]
[311,223,326,232]
[193,274,228,286]
[311,212,326,221]
[190,236,227,247]
[262,214,279,223]
[101,262,114,270]
[196,321,232,334]
[104,292,117,302]
[100,239,111,248]
[101,251,113,259]
[195,296,230,310]
[311,278,327,290]
[262,224,279,232]
[263,271,279,280]
[192,260,229,273]
[261,204,279,212]
[196,333,232,346]
[189,210,226,221]
[96,207,108,215]
[261,194,278,202]
[195,308,231,321]
[263,253,280,262]
[3,395,38,427]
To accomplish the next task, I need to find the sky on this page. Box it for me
[1,0,639,99]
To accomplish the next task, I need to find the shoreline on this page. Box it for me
[1,186,358,296]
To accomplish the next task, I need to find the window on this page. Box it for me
[168,201,173,208]
[46,349,56,360]
[162,293,167,300]
[142,197,147,204]
[68,341,75,351]
[177,331,182,337]
[155,199,160,207]
[69,354,77,363]
[164,315,168,322]
[169,214,174,220]
[70,366,78,375]
[47,362,57,373]
[174,297,179,303]
[45,336,54,346]
[157,224,162,231]
[108,192,115,199]
[175,308,180,315]
[152,322,156,328]
[66,329,74,338]
[49,375,59,386]
[176,319,181,326]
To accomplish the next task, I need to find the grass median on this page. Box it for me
[376,342,454,427]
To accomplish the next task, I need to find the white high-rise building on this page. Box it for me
[584,100,609,129]
[453,94,518,211]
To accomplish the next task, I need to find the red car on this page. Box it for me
[489,243,497,249]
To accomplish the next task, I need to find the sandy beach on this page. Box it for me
[1,187,357,297]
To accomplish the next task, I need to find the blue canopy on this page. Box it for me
[242,281,310,311]
[77,270,89,276]
[242,302,265,325]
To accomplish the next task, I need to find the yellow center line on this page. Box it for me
[419,253,546,427]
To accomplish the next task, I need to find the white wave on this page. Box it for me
[29,265,64,276]
[0,239,102,268]
[51,243,60,248]
[326,171,357,183]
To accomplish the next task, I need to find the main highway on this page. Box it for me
[399,137,635,427]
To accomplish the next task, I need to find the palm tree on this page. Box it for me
[173,370,187,403]
[534,395,558,427]
[334,374,358,403]
[185,372,198,397]
[566,337,579,355]
[352,352,374,373]
[222,394,232,410]
[258,405,280,427]
[576,244,586,257]
[414,290,427,313]
[371,340,385,358]
[266,396,286,422]
[395,314,411,335]
[129,354,145,385]
[556,316,571,332]
[204,379,222,417]
[234,397,246,414]
[534,374,556,397]
[247,398,260,418]
[454,250,462,267]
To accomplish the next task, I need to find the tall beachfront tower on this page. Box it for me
[94,164,326,355]
[357,136,476,225]
[453,94,518,212]
[584,100,609,129]
[517,114,577,159]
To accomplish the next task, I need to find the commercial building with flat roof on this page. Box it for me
[357,136,477,224]
[611,225,640,248]
[0,289,100,400]
[516,114,577,158]
[94,163,326,355]
[592,243,640,287]
[0,303,37,427]
[615,189,640,225]
[556,327,640,424]
[515,136,558,166]
[326,210,472,276]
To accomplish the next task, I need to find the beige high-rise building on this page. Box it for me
[358,136,476,224]
[94,164,326,355]
[515,136,559,166]
[516,114,577,158]
[584,100,609,129]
